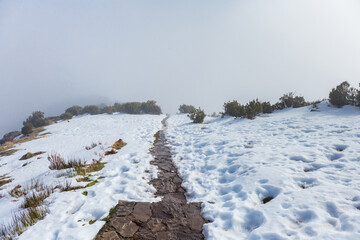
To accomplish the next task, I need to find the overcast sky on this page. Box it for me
[1,0,360,136]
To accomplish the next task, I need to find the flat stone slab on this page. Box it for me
[95,117,207,240]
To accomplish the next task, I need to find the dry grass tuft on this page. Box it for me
[0,206,46,239]
[104,149,117,155]
[0,174,13,189]
[19,151,45,160]
[48,153,83,170]
[112,139,127,150]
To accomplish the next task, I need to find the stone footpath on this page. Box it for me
[95,117,207,240]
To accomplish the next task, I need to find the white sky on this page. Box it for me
[1,0,360,136]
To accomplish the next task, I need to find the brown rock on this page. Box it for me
[134,228,155,239]
[156,231,177,240]
[189,216,204,232]
[147,218,166,232]
[109,217,139,237]
[132,202,152,222]
[101,231,120,240]
[115,201,135,216]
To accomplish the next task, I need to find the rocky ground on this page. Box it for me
[95,117,207,240]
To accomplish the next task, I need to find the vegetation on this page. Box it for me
[0,174,12,189]
[47,153,83,170]
[273,92,307,110]
[179,104,196,114]
[188,108,206,123]
[222,101,245,118]
[245,99,263,119]
[21,123,33,135]
[328,81,357,107]
[101,105,114,114]
[82,105,100,115]
[65,105,83,116]
[60,112,73,120]
[261,101,273,114]
[23,111,50,128]
[19,152,45,160]
[112,139,127,150]
[113,100,162,115]
[141,100,162,114]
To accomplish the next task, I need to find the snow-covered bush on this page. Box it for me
[188,108,206,123]
[178,104,196,114]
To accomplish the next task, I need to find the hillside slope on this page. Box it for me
[0,113,163,239]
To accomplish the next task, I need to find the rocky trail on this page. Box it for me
[95,117,207,240]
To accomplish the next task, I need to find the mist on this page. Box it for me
[1,0,360,136]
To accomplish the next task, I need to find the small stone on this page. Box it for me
[101,231,120,240]
[189,216,204,232]
[109,217,139,237]
[132,202,152,222]
[147,218,166,232]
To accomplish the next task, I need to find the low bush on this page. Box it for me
[262,102,272,113]
[47,153,83,170]
[179,104,196,114]
[274,92,307,110]
[82,105,100,115]
[101,105,114,114]
[222,101,245,118]
[23,111,50,128]
[245,99,263,119]
[188,108,206,123]
[141,100,162,114]
[60,112,73,120]
[65,105,83,116]
[328,81,358,107]
[21,123,33,135]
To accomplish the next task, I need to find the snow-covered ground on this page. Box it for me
[167,102,360,240]
[0,113,164,239]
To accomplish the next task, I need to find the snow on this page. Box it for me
[166,102,360,240]
[0,113,164,239]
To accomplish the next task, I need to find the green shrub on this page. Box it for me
[188,108,206,123]
[222,101,245,117]
[328,81,359,107]
[82,105,100,115]
[245,99,263,119]
[101,106,114,114]
[65,105,83,116]
[141,100,162,114]
[113,102,123,112]
[262,102,272,113]
[23,111,50,128]
[179,104,196,114]
[21,123,33,135]
[60,112,73,120]
[274,92,307,110]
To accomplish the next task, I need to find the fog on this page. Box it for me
[1,0,360,136]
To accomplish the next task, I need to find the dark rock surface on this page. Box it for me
[96,117,207,239]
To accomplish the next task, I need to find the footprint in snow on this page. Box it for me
[242,209,266,232]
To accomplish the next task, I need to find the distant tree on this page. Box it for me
[188,108,206,123]
[21,123,33,135]
[329,81,350,108]
[275,92,307,110]
[65,105,83,116]
[23,111,50,128]
[122,102,142,114]
[101,105,114,114]
[82,105,100,115]
[179,104,196,114]
[60,112,73,120]
[141,100,162,115]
